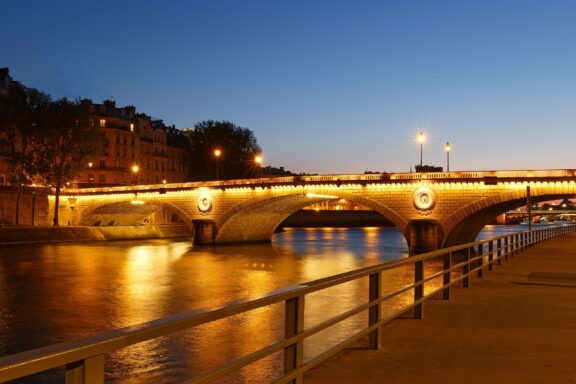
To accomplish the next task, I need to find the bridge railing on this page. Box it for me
[61,169,576,194]
[1,225,575,383]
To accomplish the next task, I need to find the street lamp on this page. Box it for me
[444,142,452,172]
[417,132,426,167]
[255,154,262,178]
[214,148,222,180]
[131,164,140,185]
[88,162,94,183]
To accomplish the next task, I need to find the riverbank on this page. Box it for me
[0,224,193,245]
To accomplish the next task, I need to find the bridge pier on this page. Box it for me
[408,219,441,255]
[192,219,216,245]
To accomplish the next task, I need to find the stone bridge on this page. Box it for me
[51,169,576,253]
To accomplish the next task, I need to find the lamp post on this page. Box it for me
[88,162,93,184]
[444,142,451,172]
[255,154,262,178]
[131,164,140,185]
[214,148,222,180]
[31,191,36,226]
[417,132,426,168]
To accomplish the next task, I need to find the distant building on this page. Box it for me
[76,99,190,186]
[1,67,191,187]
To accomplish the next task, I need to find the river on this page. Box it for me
[0,225,528,383]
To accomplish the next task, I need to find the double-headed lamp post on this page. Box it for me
[417,132,426,167]
[444,142,452,172]
[214,148,222,180]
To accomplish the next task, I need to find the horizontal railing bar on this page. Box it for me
[451,259,470,271]
[276,316,389,384]
[301,301,373,342]
[0,285,308,381]
[300,277,424,343]
[185,341,285,384]
[422,270,444,283]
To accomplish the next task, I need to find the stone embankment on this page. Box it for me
[0,224,193,245]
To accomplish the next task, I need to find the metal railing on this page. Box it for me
[0,225,574,383]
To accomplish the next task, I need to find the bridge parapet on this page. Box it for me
[60,169,576,196]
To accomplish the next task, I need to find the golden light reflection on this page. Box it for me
[119,243,186,325]
[363,227,380,258]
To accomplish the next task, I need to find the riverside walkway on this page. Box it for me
[306,233,576,384]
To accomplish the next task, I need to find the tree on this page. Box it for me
[184,120,262,181]
[33,98,102,225]
[0,82,50,224]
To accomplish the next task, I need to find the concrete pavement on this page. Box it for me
[305,233,576,384]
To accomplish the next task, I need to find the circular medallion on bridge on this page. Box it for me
[197,194,213,213]
[413,186,436,213]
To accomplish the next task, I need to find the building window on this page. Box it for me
[99,174,105,183]
[99,119,106,127]
[99,160,105,169]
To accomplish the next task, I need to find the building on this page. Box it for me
[1,68,191,187]
[74,99,190,187]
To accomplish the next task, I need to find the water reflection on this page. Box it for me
[0,225,522,383]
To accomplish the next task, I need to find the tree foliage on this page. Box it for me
[0,82,51,223]
[184,120,262,181]
[33,98,102,225]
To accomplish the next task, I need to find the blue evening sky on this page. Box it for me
[2,0,575,174]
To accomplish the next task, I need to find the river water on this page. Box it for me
[0,225,527,383]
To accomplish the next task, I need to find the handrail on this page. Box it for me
[0,225,574,383]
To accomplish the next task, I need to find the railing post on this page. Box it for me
[284,295,305,384]
[65,355,105,384]
[368,272,382,349]
[497,238,502,265]
[521,232,526,251]
[488,241,494,271]
[414,260,424,319]
[442,252,451,300]
[476,243,483,278]
[463,248,470,288]
[504,237,509,261]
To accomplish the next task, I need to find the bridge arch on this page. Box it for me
[442,188,574,247]
[78,200,194,230]
[214,192,409,244]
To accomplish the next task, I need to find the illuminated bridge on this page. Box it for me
[53,169,576,254]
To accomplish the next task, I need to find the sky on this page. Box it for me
[2,0,576,174]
